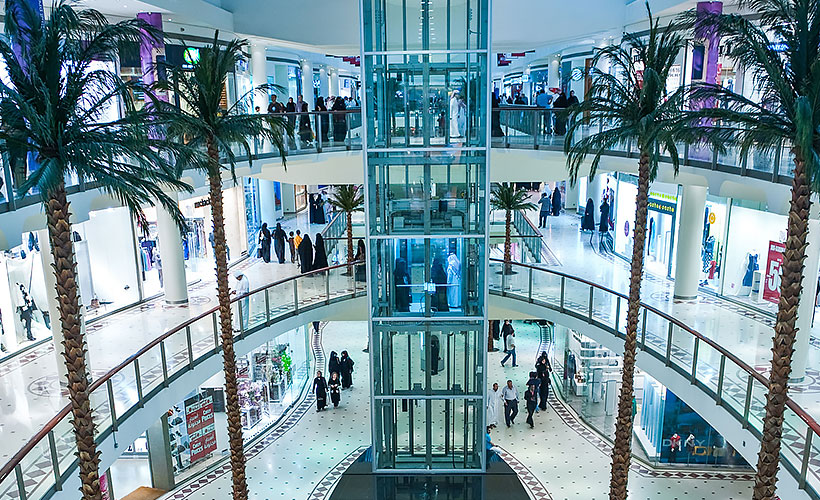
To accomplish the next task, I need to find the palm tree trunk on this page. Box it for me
[207,140,248,500]
[47,184,102,500]
[609,151,650,500]
[752,150,812,500]
[504,209,512,274]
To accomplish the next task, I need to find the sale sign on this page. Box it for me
[185,395,217,463]
[763,240,786,304]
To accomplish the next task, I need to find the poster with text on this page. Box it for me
[763,240,786,304]
[185,394,217,463]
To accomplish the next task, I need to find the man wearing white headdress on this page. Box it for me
[447,251,461,308]
[449,90,462,138]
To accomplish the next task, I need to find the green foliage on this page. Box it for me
[147,31,291,177]
[328,184,364,213]
[0,0,191,230]
[490,183,536,213]
[564,3,694,184]
[683,0,820,188]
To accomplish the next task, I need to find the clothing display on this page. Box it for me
[742,253,758,287]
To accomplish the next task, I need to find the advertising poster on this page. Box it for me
[763,240,785,304]
[185,394,217,463]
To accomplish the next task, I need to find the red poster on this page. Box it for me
[763,240,786,304]
[186,395,217,463]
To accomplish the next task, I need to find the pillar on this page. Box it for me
[273,64,289,100]
[548,56,560,89]
[250,40,268,111]
[37,229,68,380]
[318,67,329,99]
[791,219,820,380]
[258,179,278,223]
[673,185,707,299]
[588,174,606,216]
[564,180,579,212]
[156,191,189,304]
[329,69,340,97]
[145,414,175,491]
[300,60,314,109]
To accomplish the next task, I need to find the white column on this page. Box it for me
[329,69,340,97]
[564,180,579,211]
[673,184,707,300]
[258,179,278,223]
[318,67,329,99]
[156,192,189,304]
[588,175,606,216]
[301,60,314,109]
[37,229,68,380]
[791,218,820,380]
[250,40,268,110]
[548,57,560,89]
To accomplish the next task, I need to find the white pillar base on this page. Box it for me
[673,185,708,300]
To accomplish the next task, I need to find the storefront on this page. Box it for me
[527,67,549,104]
[109,325,311,496]
[698,195,729,293]
[0,232,50,354]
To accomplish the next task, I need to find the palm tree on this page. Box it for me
[148,33,288,500]
[683,2,820,497]
[564,6,689,499]
[328,184,364,272]
[0,1,189,498]
[490,183,535,273]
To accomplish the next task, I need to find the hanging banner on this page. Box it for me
[185,394,217,463]
[763,240,786,304]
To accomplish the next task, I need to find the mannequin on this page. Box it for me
[739,252,758,296]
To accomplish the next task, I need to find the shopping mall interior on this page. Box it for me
[0,0,817,499]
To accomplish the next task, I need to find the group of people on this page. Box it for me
[537,186,563,228]
[488,349,553,429]
[581,195,614,253]
[260,94,353,148]
[312,350,355,411]
[393,251,462,313]
[491,89,580,138]
[256,223,329,273]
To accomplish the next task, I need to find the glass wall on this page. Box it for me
[363,0,490,472]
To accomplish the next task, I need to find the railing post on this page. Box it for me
[559,277,565,312]
[527,267,533,303]
[772,139,782,183]
[160,341,169,387]
[237,301,245,334]
[15,463,27,500]
[533,111,539,150]
[615,297,621,335]
[326,271,331,304]
[683,143,690,166]
[186,326,194,369]
[293,280,300,313]
[212,312,219,350]
[345,113,352,150]
[800,427,814,488]
[665,322,673,365]
[134,359,144,406]
[716,355,726,404]
[690,337,699,383]
[641,309,647,347]
[265,289,271,323]
[710,146,718,171]
[501,265,509,296]
[742,375,753,429]
[316,114,323,153]
[48,430,61,490]
[504,116,510,148]
[587,286,594,322]
[106,379,118,431]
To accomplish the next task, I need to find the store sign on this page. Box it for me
[763,240,786,304]
[194,199,211,208]
[647,197,676,215]
[570,68,584,81]
[185,395,217,463]
[708,212,716,224]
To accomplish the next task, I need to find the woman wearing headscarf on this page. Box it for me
[446,251,461,309]
[340,350,354,389]
[581,198,596,231]
[328,351,341,378]
[313,370,328,412]
[328,372,341,408]
[313,233,329,271]
[552,186,562,216]
[285,97,297,148]
[273,223,287,264]
[298,102,313,146]
[316,194,326,224]
[298,234,314,273]
[354,239,367,282]
[258,223,271,263]
[394,258,411,312]
[315,97,329,143]
[331,96,347,142]
[431,255,449,312]
[599,198,610,234]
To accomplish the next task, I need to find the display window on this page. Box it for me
[0,232,50,355]
[698,196,729,293]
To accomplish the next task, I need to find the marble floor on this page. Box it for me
[0,210,328,465]
[161,321,752,500]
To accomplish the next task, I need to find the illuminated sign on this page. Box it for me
[183,47,200,67]
[571,68,584,81]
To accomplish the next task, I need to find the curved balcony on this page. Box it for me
[1,259,819,500]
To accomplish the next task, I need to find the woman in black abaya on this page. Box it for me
[273,223,287,264]
[313,370,328,411]
[581,198,596,232]
[431,255,449,312]
[298,234,314,273]
[258,223,271,263]
[313,233,329,271]
[394,258,411,312]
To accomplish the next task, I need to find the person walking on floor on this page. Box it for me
[552,186,562,216]
[539,367,551,411]
[258,222,272,263]
[538,192,550,228]
[298,234,314,274]
[524,386,537,428]
[328,351,341,378]
[501,328,517,367]
[273,223,287,264]
[526,371,541,412]
[340,350,354,389]
[232,271,250,330]
[313,370,328,412]
[328,372,341,408]
[501,320,514,353]
[487,382,503,429]
[288,231,296,263]
[294,230,303,266]
[313,233,329,271]
[502,379,519,427]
